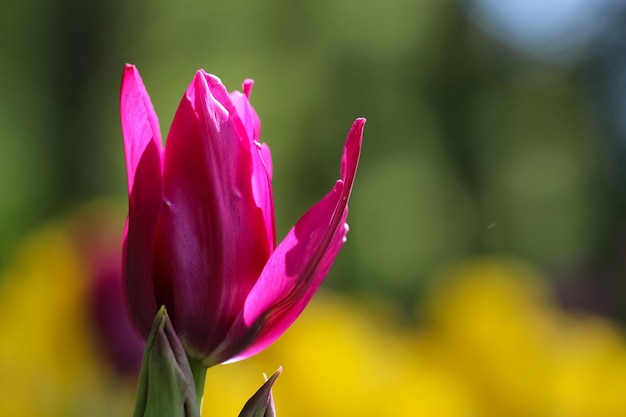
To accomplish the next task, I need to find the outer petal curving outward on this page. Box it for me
[120,64,164,338]
[210,118,365,365]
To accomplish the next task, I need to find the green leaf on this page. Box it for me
[133,306,200,417]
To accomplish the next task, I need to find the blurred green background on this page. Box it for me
[3,0,626,415]
[2,0,625,313]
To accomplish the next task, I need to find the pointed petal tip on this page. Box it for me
[242,79,254,99]
[350,117,366,138]
[121,64,141,87]
[261,367,281,393]
[193,69,208,84]
[350,118,366,137]
[237,367,281,417]
[340,118,365,188]
[198,70,225,89]
[121,64,137,86]
[348,117,365,144]
[261,367,282,385]
[196,68,210,79]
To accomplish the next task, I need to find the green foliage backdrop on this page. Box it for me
[1,0,624,314]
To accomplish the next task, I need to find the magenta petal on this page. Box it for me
[156,72,273,358]
[251,141,275,248]
[120,64,163,192]
[259,143,273,180]
[229,79,262,144]
[212,119,365,364]
[229,83,275,245]
[120,64,164,338]
[206,74,275,246]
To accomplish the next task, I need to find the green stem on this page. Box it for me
[188,356,207,413]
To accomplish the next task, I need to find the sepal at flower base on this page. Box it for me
[134,306,200,417]
[238,368,281,417]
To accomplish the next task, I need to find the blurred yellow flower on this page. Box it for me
[202,294,477,417]
[551,315,626,417]
[3,210,626,417]
[422,258,626,417]
[203,258,626,417]
[0,204,138,417]
[422,259,557,416]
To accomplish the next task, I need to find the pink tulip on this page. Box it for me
[120,64,364,366]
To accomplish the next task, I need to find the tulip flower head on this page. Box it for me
[120,64,364,367]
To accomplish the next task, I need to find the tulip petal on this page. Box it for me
[230,79,262,145]
[230,79,275,245]
[156,72,274,358]
[213,76,275,244]
[259,143,273,180]
[212,119,365,364]
[120,64,163,192]
[252,142,275,247]
[120,64,164,338]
